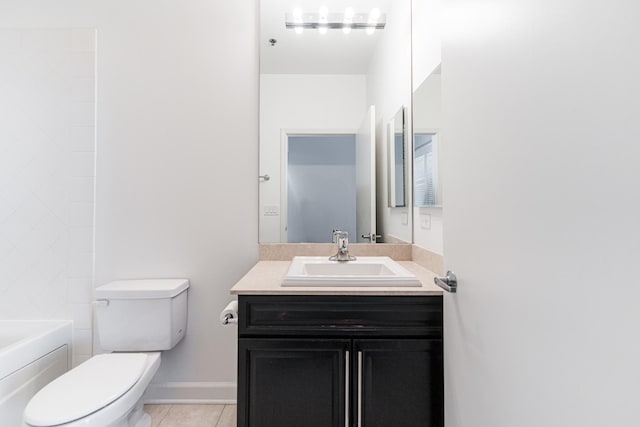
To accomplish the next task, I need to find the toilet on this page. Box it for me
[23,279,190,427]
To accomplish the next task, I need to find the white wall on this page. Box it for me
[0,0,259,402]
[259,74,366,242]
[0,27,96,367]
[93,1,258,402]
[442,0,640,425]
[366,0,413,243]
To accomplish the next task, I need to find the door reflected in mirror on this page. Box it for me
[413,65,442,207]
[285,133,356,243]
[388,106,407,207]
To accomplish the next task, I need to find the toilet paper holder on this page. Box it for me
[220,300,239,325]
[222,313,237,325]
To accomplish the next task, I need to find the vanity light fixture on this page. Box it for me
[285,7,386,33]
[343,7,354,34]
[318,5,329,34]
[292,7,303,34]
[367,7,381,35]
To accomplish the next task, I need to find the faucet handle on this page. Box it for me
[332,229,347,242]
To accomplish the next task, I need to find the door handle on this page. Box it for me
[434,270,458,293]
[361,233,382,242]
[345,351,349,427]
[357,351,363,427]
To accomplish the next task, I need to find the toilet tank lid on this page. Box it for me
[95,279,190,299]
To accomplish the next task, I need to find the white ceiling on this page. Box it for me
[260,0,393,75]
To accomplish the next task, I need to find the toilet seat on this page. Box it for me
[24,353,150,426]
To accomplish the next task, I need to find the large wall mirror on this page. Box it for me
[259,0,413,244]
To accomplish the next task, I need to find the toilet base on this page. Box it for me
[125,398,150,427]
[134,413,151,427]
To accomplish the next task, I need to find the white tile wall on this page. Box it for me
[0,28,96,367]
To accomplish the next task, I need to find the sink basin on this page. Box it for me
[282,256,421,287]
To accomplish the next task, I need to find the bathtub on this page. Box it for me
[0,320,72,426]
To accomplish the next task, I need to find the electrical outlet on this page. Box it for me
[263,205,280,216]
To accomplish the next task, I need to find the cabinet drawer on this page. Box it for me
[238,295,442,338]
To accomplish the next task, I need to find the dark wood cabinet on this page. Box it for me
[237,295,443,427]
[238,338,350,427]
[354,339,443,427]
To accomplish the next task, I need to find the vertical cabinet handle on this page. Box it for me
[345,351,349,427]
[357,351,363,427]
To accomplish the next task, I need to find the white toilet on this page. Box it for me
[23,279,190,427]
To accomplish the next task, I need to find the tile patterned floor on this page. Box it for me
[145,404,236,427]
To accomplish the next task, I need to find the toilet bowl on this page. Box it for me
[24,353,160,427]
[23,279,189,427]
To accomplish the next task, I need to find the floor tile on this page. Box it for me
[144,404,171,427]
[215,405,237,427]
[158,404,225,427]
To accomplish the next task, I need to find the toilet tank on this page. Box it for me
[94,279,189,351]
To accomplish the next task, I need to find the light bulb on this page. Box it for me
[344,7,355,19]
[367,7,380,35]
[292,7,304,34]
[319,5,328,24]
[343,6,354,34]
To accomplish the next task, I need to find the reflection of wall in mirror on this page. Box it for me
[413,73,441,131]
[413,71,442,207]
[412,68,442,253]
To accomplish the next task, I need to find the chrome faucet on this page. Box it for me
[329,229,356,261]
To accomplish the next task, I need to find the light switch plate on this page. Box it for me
[420,213,431,230]
[401,212,409,225]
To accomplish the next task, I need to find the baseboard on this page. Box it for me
[145,381,237,404]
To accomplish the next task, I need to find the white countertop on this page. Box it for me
[230,260,444,296]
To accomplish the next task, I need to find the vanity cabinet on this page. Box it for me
[237,295,443,427]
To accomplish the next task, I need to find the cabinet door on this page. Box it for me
[353,339,443,427]
[239,338,351,427]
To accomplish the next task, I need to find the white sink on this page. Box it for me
[282,256,421,287]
